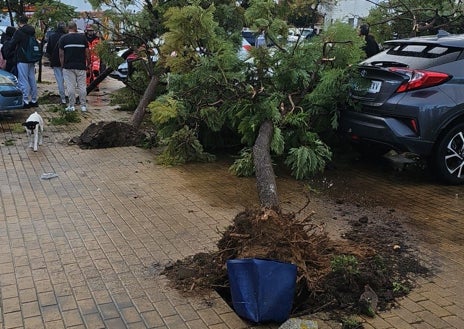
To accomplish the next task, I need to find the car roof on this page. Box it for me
[384,31,464,48]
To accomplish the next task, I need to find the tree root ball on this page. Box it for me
[77,121,147,149]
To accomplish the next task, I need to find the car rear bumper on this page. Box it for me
[339,110,434,156]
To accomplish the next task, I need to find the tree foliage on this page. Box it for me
[33,1,77,36]
[77,0,364,209]
[152,1,364,180]
[366,0,464,42]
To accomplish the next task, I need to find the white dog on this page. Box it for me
[22,111,44,152]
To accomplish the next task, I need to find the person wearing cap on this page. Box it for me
[359,24,380,58]
[84,24,101,89]
[46,21,67,104]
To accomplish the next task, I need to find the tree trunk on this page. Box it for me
[130,74,160,128]
[38,35,47,83]
[253,119,280,211]
[87,67,114,94]
[37,59,42,82]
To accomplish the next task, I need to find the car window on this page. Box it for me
[428,47,448,55]
[387,44,459,58]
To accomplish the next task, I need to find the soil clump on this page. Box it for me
[76,121,147,149]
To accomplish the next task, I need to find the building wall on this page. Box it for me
[321,0,376,28]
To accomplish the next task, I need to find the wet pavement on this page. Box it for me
[0,67,463,328]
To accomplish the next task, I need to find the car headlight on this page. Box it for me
[0,75,16,86]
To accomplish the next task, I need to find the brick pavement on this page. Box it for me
[322,164,464,329]
[0,66,463,328]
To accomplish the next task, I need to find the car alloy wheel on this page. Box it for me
[433,123,464,184]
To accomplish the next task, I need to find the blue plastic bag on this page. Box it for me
[226,258,297,323]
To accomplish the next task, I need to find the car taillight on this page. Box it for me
[409,119,419,134]
[389,68,451,93]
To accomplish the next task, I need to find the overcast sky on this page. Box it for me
[60,0,94,12]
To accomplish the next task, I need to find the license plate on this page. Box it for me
[368,80,382,93]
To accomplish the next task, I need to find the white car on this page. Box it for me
[288,28,315,43]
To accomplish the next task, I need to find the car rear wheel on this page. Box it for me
[433,122,464,184]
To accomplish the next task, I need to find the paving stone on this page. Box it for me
[21,301,41,318]
[141,310,164,327]
[82,313,105,329]
[23,316,45,329]
[3,297,21,314]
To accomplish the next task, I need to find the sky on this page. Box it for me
[0,0,96,27]
[60,0,94,12]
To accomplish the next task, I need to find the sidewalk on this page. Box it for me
[0,66,463,329]
[0,68,282,329]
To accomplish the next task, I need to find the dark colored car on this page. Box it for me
[241,30,256,47]
[339,31,464,184]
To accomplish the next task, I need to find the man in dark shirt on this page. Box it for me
[359,24,380,58]
[59,21,90,112]
[46,22,67,104]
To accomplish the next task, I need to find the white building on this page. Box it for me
[321,0,377,28]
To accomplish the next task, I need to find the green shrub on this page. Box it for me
[229,147,255,177]
[330,255,359,277]
[50,107,81,125]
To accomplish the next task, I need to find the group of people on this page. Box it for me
[0,16,101,112]
[45,21,102,112]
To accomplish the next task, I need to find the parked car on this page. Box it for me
[339,30,464,184]
[109,48,159,83]
[109,48,133,82]
[238,38,253,61]
[111,37,255,82]
[287,27,315,43]
[241,28,275,47]
[242,29,257,47]
[0,69,23,110]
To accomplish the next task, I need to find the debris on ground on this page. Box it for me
[162,204,430,322]
[40,172,58,180]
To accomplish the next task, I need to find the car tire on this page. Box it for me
[432,122,464,184]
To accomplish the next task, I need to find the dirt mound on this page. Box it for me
[76,121,147,148]
[163,206,429,319]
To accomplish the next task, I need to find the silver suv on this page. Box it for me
[340,30,464,184]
